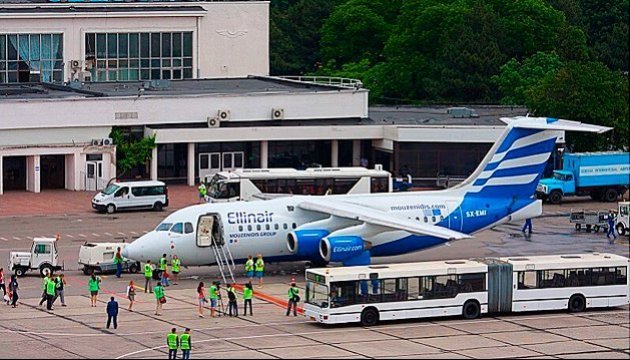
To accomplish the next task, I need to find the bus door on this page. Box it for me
[486,260,513,313]
[199,153,221,181]
[446,200,463,231]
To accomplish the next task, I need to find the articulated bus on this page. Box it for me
[205,167,393,203]
[304,253,629,326]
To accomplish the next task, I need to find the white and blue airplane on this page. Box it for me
[122,117,610,267]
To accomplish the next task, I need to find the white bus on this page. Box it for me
[304,253,629,326]
[205,166,393,202]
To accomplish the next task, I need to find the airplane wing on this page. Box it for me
[297,198,472,241]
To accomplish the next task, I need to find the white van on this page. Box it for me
[92,180,169,214]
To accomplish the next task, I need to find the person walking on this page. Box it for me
[53,274,67,307]
[171,255,181,285]
[161,268,171,287]
[180,328,192,360]
[88,273,101,307]
[209,281,219,317]
[243,282,254,316]
[245,255,254,283]
[144,260,153,293]
[8,275,19,308]
[286,282,300,317]
[197,282,206,318]
[45,274,56,311]
[227,283,238,317]
[255,254,265,288]
[38,274,50,307]
[114,247,123,278]
[607,210,617,242]
[167,328,179,360]
[106,296,119,329]
[522,218,533,236]
[0,268,6,299]
[126,281,136,311]
[154,282,165,316]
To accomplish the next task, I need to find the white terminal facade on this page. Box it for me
[0,0,564,194]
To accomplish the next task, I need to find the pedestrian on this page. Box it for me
[0,268,6,299]
[255,254,265,288]
[45,273,56,311]
[114,247,123,278]
[167,328,179,360]
[154,282,165,316]
[162,269,171,287]
[197,282,206,318]
[198,182,207,204]
[126,281,136,311]
[244,255,254,283]
[171,255,181,285]
[522,218,533,235]
[8,275,18,308]
[209,281,219,317]
[53,274,67,307]
[227,283,238,317]
[38,274,50,307]
[144,260,153,293]
[243,282,253,316]
[88,273,101,307]
[286,282,300,317]
[159,253,168,280]
[607,210,617,241]
[180,328,192,360]
[106,296,119,329]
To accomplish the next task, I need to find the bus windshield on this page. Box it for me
[307,282,329,308]
[102,184,120,195]
[207,174,224,196]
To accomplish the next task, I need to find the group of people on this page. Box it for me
[38,272,67,311]
[196,281,254,318]
[0,268,19,307]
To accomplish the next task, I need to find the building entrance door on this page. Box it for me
[222,152,244,172]
[85,161,103,191]
[199,152,221,182]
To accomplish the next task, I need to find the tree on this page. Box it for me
[109,128,157,179]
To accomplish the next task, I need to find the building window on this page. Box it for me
[85,32,193,82]
[0,33,63,83]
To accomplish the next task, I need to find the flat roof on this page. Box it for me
[0,0,257,3]
[369,105,526,126]
[0,5,206,13]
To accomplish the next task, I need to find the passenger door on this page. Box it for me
[446,200,463,231]
[31,243,52,268]
[113,186,131,208]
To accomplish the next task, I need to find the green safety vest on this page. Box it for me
[159,258,167,271]
[144,264,153,278]
[171,259,181,273]
[255,259,264,272]
[180,334,191,350]
[88,278,100,292]
[245,259,254,272]
[42,278,48,291]
[243,287,253,300]
[199,185,207,196]
[154,286,164,299]
[288,287,299,299]
[167,333,178,350]
[46,278,56,296]
[209,285,218,299]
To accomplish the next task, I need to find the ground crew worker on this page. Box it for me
[166,328,179,360]
[245,255,255,283]
[227,283,238,317]
[198,182,207,203]
[154,283,165,316]
[144,260,153,293]
[53,274,67,307]
[522,218,533,236]
[88,273,101,307]
[114,247,123,278]
[607,210,617,242]
[243,282,254,316]
[38,274,50,307]
[159,253,168,281]
[209,281,219,317]
[255,254,265,288]
[45,274,56,311]
[286,282,300,317]
[171,255,181,285]
[180,328,192,360]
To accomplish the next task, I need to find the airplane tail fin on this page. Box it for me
[455,117,611,198]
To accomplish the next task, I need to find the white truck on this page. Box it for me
[616,202,629,236]
[79,242,140,275]
[9,237,63,277]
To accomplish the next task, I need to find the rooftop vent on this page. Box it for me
[447,107,479,118]
[144,79,171,91]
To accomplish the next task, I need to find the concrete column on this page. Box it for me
[352,140,361,166]
[187,143,195,186]
[26,155,41,193]
[0,154,3,195]
[260,140,269,169]
[331,140,339,167]
[151,146,158,181]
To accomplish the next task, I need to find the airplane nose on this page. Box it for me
[122,247,130,258]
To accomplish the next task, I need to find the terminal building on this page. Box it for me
[0,0,563,194]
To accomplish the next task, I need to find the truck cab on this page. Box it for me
[537,170,575,204]
[9,237,62,277]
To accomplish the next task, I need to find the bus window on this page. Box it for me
[371,177,388,193]
[407,278,420,300]
[458,273,485,292]
[252,180,267,193]
[330,281,357,308]
[517,271,537,289]
[334,178,358,194]
[227,182,239,198]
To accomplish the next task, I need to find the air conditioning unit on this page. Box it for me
[272,108,284,120]
[70,60,82,70]
[80,71,92,82]
[91,139,102,146]
[102,138,114,146]
[207,117,220,128]
[217,109,230,121]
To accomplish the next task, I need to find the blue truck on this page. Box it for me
[536,152,630,204]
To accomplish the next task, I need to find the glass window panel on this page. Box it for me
[53,70,62,82]
[96,34,106,58]
[54,34,63,59]
[162,32,171,57]
[183,58,192,67]
[129,59,139,68]
[172,32,181,57]
[140,69,150,79]
[108,70,117,81]
[162,59,171,67]
[118,69,128,81]
[54,59,63,70]
[173,69,182,79]
[0,62,5,70]
[8,61,18,70]
[0,35,5,60]
[140,33,150,57]
[0,72,5,83]
[183,68,192,78]
[97,59,106,69]
[129,68,139,80]
[8,35,18,60]
[19,34,29,61]
[128,33,139,58]
[119,59,128,68]
[8,71,17,82]
[41,34,52,60]
[141,59,150,67]
[151,59,160,68]
[107,59,117,69]
[86,33,95,57]
[107,33,117,58]
[173,58,181,67]
[183,32,192,56]
[30,34,40,60]
[151,68,160,79]
[161,69,171,79]
[118,33,128,58]
[151,33,160,57]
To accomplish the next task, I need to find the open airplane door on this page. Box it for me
[196,213,225,247]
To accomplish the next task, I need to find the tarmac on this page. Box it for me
[0,189,628,359]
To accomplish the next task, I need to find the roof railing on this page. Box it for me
[278,75,363,89]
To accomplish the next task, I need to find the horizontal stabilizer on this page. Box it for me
[500,117,612,134]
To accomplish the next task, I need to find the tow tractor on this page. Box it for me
[8,237,63,277]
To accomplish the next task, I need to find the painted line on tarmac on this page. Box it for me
[13,237,20,241]
[92,233,100,237]
[0,237,7,241]
[79,234,87,238]
[66,234,74,239]
[104,232,113,236]
[130,231,138,235]
[27,236,33,240]
[118,232,126,236]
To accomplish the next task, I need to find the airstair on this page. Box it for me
[211,238,236,285]
[197,213,237,285]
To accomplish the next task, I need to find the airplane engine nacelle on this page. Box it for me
[287,229,329,258]
[319,235,370,263]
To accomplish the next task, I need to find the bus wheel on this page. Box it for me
[568,294,586,313]
[360,308,379,327]
[463,300,481,319]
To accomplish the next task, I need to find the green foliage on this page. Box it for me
[109,128,156,176]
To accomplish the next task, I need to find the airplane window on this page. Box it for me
[248,225,252,231]
[274,224,279,230]
[184,222,194,234]
[170,223,184,234]
[432,216,436,222]
[423,217,428,223]
[266,224,270,230]
[283,223,288,230]
[440,216,444,221]
[239,225,243,232]
[415,217,420,221]
[156,223,173,232]
[256,225,261,231]
[292,223,297,229]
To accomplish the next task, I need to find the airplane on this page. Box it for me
[122,117,611,268]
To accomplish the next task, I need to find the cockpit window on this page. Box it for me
[156,223,173,232]
[184,222,194,234]
[170,223,183,234]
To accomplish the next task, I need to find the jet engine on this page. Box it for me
[287,229,329,258]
